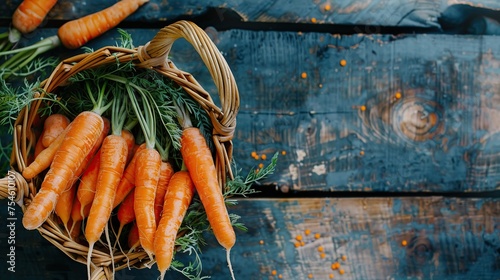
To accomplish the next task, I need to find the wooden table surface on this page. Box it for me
[0,1,499,279]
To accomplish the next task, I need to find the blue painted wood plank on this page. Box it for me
[1,27,500,192]
[0,197,498,279]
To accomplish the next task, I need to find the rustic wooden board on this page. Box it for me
[0,197,499,279]
[1,27,500,193]
[0,0,499,30]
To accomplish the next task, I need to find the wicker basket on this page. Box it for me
[0,20,239,279]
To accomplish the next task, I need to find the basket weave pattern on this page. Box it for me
[0,20,239,279]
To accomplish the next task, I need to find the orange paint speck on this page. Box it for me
[311,17,317,23]
[259,240,264,245]
[331,262,340,270]
[320,253,326,259]
[278,274,283,279]
[308,273,313,278]
[317,246,324,252]
[324,4,331,11]
[314,233,321,239]
[339,269,345,275]
[305,229,311,235]
[296,235,303,241]
[301,72,308,79]
[359,150,365,156]
[272,270,277,276]
[360,105,367,111]
[300,241,305,246]
[402,240,408,246]
[281,150,287,155]
[294,242,301,248]
[339,59,347,67]
[329,273,335,279]
[258,163,264,169]
[395,92,402,99]
[341,255,347,261]
[261,154,267,160]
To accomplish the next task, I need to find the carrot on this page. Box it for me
[12,0,58,34]
[34,131,46,158]
[75,117,109,208]
[70,193,91,234]
[180,127,236,279]
[41,113,70,148]
[114,190,136,249]
[22,122,69,180]
[69,217,82,242]
[122,129,136,163]
[112,143,146,209]
[180,127,235,248]
[85,96,129,279]
[22,111,105,230]
[154,161,174,224]
[134,147,161,260]
[54,181,77,234]
[127,222,140,251]
[57,0,149,49]
[154,170,195,278]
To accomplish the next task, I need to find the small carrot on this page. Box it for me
[34,131,46,158]
[22,122,70,180]
[12,0,58,34]
[41,113,70,147]
[114,190,136,249]
[127,222,140,252]
[54,181,77,234]
[57,0,149,49]
[154,170,195,279]
[22,111,105,230]
[134,147,161,260]
[69,193,91,234]
[154,161,174,224]
[121,129,136,163]
[112,143,146,209]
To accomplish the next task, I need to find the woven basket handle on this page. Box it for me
[137,20,239,139]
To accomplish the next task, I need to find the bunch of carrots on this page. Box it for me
[0,0,148,79]
[17,42,277,280]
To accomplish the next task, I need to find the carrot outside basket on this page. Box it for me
[0,20,239,279]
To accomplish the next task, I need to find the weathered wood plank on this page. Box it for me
[1,27,500,192]
[1,197,499,279]
[0,0,499,30]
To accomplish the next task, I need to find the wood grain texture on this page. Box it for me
[0,197,498,279]
[0,0,499,28]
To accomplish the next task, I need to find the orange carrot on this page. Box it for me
[114,190,136,249]
[134,147,161,260]
[41,113,70,148]
[12,0,58,34]
[76,150,101,215]
[22,122,70,180]
[34,131,46,158]
[154,161,174,224]
[85,133,128,279]
[180,127,236,278]
[180,127,235,249]
[75,117,110,217]
[57,0,149,49]
[22,111,104,230]
[127,222,140,251]
[70,193,91,233]
[154,170,195,278]
[54,181,77,234]
[112,143,146,209]
[122,129,136,163]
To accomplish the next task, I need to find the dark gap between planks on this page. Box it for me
[244,184,500,199]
